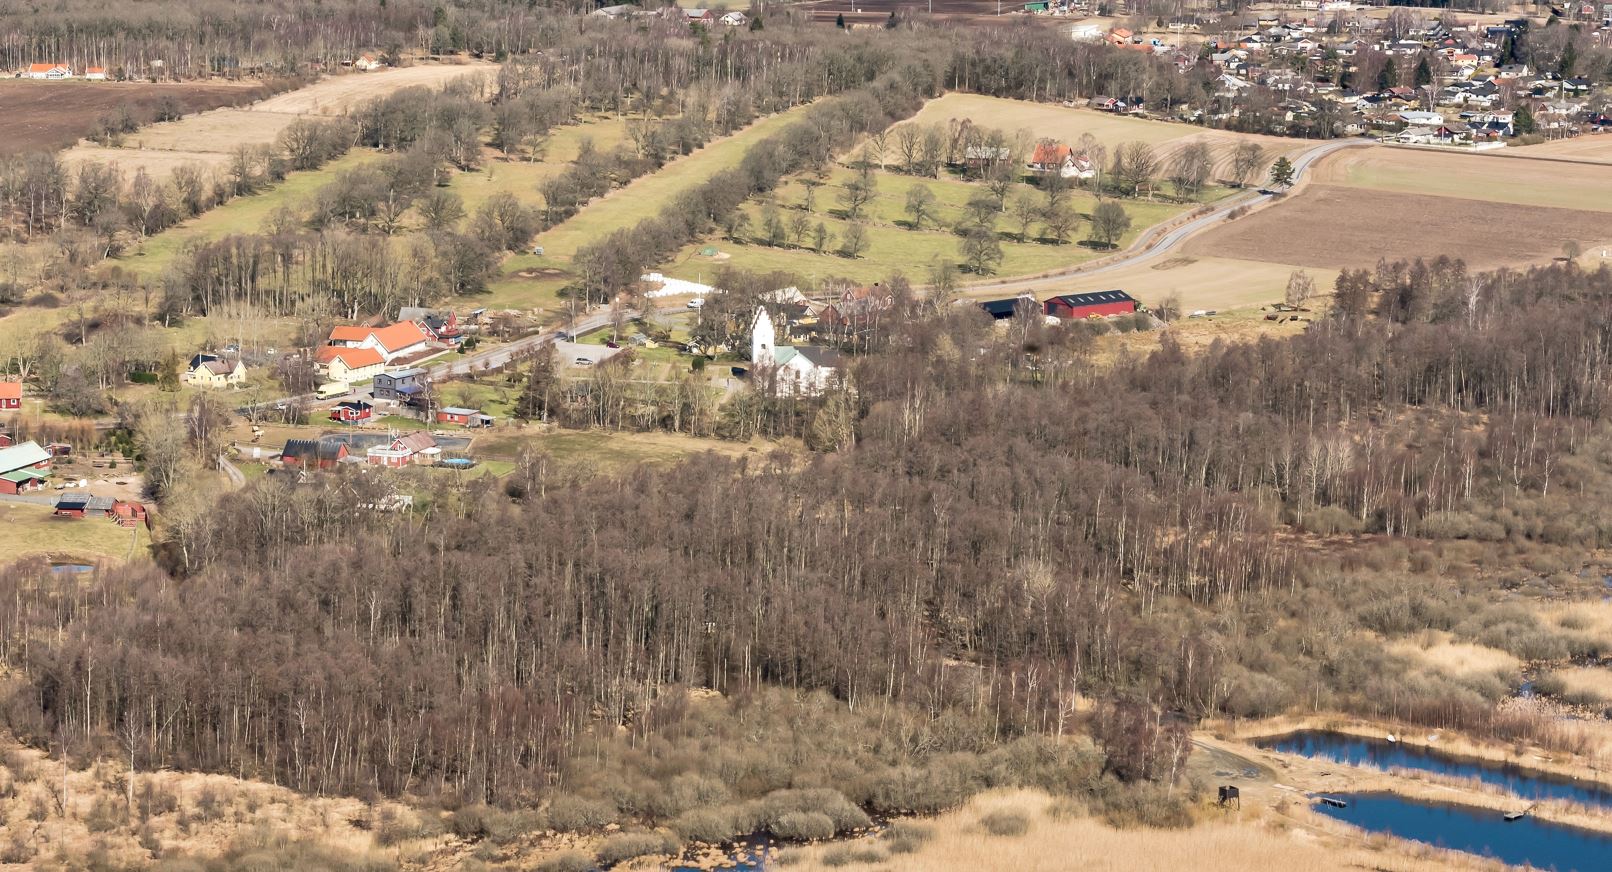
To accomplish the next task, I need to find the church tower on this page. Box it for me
[750,306,774,364]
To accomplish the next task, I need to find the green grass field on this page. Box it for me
[125,151,384,278]
[0,502,146,564]
[519,104,815,264]
[444,115,633,217]
[664,166,1218,284]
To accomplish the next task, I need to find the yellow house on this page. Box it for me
[316,346,385,384]
[183,354,247,388]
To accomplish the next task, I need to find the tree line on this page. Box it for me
[5,259,1612,807]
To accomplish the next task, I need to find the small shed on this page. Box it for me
[54,494,114,518]
[110,500,150,528]
[436,406,479,426]
[978,296,1035,320]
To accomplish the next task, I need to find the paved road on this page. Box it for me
[960,138,1368,297]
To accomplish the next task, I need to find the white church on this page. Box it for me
[750,306,844,396]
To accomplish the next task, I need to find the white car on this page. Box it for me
[686,298,704,309]
[574,356,594,366]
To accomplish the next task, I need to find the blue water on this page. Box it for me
[49,563,94,574]
[669,833,773,871]
[1316,793,1612,871]
[1260,731,1612,808]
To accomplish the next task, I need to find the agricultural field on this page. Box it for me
[1508,136,1612,164]
[1313,145,1612,213]
[60,62,493,184]
[900,93,1309,182]
[1183,184,1612,271]
[663,163,1208,285]
[0,78,265,154]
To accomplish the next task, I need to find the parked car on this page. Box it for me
[686,298,704,309]
[574,356,594,366]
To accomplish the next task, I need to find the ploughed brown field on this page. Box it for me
[0,79,267,154]
[1183,184,1612,271]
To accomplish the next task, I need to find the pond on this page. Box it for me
[1257,730,1612,809]
[49,563,95,574]
[1315,793,1612,872]
[668,833,775,871]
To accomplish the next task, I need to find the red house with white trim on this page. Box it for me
[0,381,20,410]
[330,400,374,424]
[1043,290,1139,320]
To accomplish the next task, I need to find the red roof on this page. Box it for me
[28,63,66,73]
[1031,142,1072,166]
[370,321,432,354]
[0,382,20,401]
[328,325,373,343]
[327,321,432,355]
[86,67,105,74]
[316,346,384,368]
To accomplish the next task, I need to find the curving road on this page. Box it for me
[959,137,1368,297]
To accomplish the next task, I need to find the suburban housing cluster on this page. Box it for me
[1079,9,1610,144]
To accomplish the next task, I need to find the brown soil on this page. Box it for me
[1184,185,1612,271]
[0,79,266,154]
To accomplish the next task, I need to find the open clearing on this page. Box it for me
[1315,145,1612,213]
[61,62,492,183]
[1010,254,1338,313]
[1184,185,1612,271]
[0,502,144,564]
[0,78,265,154]
[472,428,791,471]
[901,93,1310,182]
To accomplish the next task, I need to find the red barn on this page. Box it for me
[0,381,20,410]
[1043,290,1139,320]
[280,439,349,471]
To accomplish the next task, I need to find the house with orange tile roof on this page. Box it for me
[316,346,386,384]
[326,321,435,364]
[25,63,72,79]
[0,381,20,411]
[84,67,107,80]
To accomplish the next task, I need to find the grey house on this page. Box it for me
[372,367,428,404]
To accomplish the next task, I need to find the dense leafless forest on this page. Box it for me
[5,260,1612,817]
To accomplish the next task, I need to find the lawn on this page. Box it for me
[433,380,520,419]
[0,502,147,564]
[665,166,1213,284]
